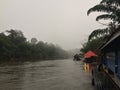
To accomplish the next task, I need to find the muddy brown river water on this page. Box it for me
[0,59,94,90]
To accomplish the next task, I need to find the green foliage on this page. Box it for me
[0,33,15,60]
[87,4,116,15]
[0,29,68,61]
[80,0,119,56]
[87,0,120,28]
[96,14,116,21]
[80,37,104,55]
[88,28,109,41]
[31,38,37,44]
[100,0,120,6]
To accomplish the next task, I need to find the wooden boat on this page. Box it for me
[91,29,120,90]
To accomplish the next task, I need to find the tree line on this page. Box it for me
[0,29,68,61]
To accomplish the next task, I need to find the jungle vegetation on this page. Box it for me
[80,0,120,55]
[0,29,68,61]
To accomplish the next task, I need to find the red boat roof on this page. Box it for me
[84,51,97,58]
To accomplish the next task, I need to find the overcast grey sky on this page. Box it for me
[0,0,103,50]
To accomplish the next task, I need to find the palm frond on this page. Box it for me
[87,4,116,15]
[100,0,120,6]
[96,14,116,21]
[88,28,109,41]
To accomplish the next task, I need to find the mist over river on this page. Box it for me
[0,59,94,90]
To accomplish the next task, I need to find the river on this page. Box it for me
[0,59,94,90]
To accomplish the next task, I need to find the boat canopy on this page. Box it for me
[84,51,97,58]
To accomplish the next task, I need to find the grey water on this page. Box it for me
[0,59,94,90]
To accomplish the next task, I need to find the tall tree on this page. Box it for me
[87,0,120,29]
[80,0,120,56]
[31,38,38,44]
[87,0,120,42]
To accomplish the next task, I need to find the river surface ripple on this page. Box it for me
[0,59,94,90]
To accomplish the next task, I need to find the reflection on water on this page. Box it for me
[0,59,94,90]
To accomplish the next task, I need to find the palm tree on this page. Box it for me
[87,0,120,42]
[87,0,120,28]
[80,0,120,55]
[88,22,116,41]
